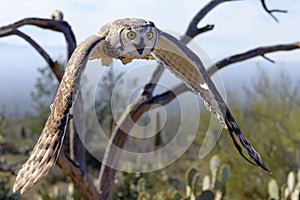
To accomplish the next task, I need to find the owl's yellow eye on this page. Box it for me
[146,31,153,39]
[127,31,136,39]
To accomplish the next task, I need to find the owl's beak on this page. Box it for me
[135,47,144,55]
[134,38,145,55]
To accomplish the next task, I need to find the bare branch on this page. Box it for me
[139,62,166,98]
[183,0,234,42]
[98,95,151,199]
[260,0,287,22]
[97,83,188,199]
[0,18,76,58]
[207,42,300,76]
[136,0,235,101]
[151,83,189,106]
[181,24,214,44]
[69,92,87,172]
[0,29,62,80]
[57,153,100,200]
[261,55,275,63]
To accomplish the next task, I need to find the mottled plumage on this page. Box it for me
[14,18,270,194]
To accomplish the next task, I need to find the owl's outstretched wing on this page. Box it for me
[153,30,271,173]
[13,35,106,194]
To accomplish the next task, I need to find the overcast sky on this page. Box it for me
[0,0,299,114]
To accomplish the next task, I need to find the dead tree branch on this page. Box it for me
[207,42,300,76]
[97,82,188,199]
[57,153,100,200]
[0,18,76,58]
[260,0,287,22]
[0,29,61,80]
[181,0,235,43]
[0,16,94,199]
[139,0,227,97]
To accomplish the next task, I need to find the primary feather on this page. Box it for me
[153,30,270,173]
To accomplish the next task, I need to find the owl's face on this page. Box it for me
[118,21,158,58]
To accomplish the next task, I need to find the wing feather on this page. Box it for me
[153,31,270,173]
[13,35,106,194]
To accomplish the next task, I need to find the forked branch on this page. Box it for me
[0,18,76,58]
[260,0,287,22]
[182,0,233,43]
[207,42,300,76]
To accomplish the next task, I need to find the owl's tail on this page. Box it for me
[225,108,271,173]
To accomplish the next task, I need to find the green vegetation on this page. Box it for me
[114,155,229,200]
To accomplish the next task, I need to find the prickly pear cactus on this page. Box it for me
[185,167,198,197]
[186,167,198,187]
[210,155,221,189]
[268,168,300,200]
[189,155,229,199]
[287,171,295,193]
[202,175,210,191]
[120,155,230,200]
[221,165,229,184]
[192,173,202,198]
[268,179,279,200]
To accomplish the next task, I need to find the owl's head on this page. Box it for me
[117,18,158,58]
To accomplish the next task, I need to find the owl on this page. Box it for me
[13,18,270,194]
